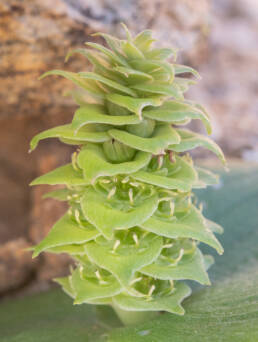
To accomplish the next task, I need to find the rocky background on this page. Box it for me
[0,0,257,298]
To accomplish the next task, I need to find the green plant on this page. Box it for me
[30,25,225,326]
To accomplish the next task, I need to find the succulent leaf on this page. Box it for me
[32,213,99,257]
[170,129,226,164]
[113,282,191,315]
[80,187,158,239]
[108,124,181,154]
[141,206,223,254]
[77,144,151,183]
[141,248,211,285]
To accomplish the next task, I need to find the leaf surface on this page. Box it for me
[81,188,159,239]
[77,144,151,183]
[30,164,88,186]
[32,213,99,257]
[108,125,181,154]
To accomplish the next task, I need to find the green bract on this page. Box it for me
[30,25,225,325]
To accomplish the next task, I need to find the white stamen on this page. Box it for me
[122,176,129,183]
[148,285,155,297]
[74,209,82,226]
[129,188,134,204]
[163,243,173,249]
[133,233,139,246]
[170,201,174,216]
[176,248,184,262]
[95,270,101,281]
[130,182,140,188]
[157,154,164,169]
[130,277,143,286]
[107,186,116,199]
[112,240,120,253]
[101,179,111,184]
[79,265,84,277]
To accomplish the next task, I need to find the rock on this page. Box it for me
[0,238,36,294]
[188,0,258,160]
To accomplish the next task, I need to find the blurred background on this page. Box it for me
[0,0,257,299]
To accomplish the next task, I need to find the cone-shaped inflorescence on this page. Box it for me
[30,25,225,324]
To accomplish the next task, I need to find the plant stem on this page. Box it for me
[111,303,159,326]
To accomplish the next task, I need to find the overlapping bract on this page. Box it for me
[30,26,225,316]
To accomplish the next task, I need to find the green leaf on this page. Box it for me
[30,164,88,186]
[174,64,201,79]
[71,269,122,304]
[32,213,100,257]
[170,129,226,164]
[141,206,223,254]
[132,155,197,192]
[106,93,162,118]
[77,144,151,183]
[48,244,85,255]
[65,48,122,83]
[30,124,109,151]
[131,82,183,100]
[108,124,181,154]
[145,48,177,60]
[143,101,212,134]
[141,248,210,285]
[79,72,137,97]
[121,41,145,60]
[72,104,140,133]
[81,187,159,239]
[113,282,191,315]
[193,167,219,189]
[84,234,163,286]
[114,66,153,84]
[39,70,105,97]
[205,219,224,235]
[133,30,155,52]
[43,188,70,201]
[130,60,172,78]
[86,42,128,67]
[54,276,75,298]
